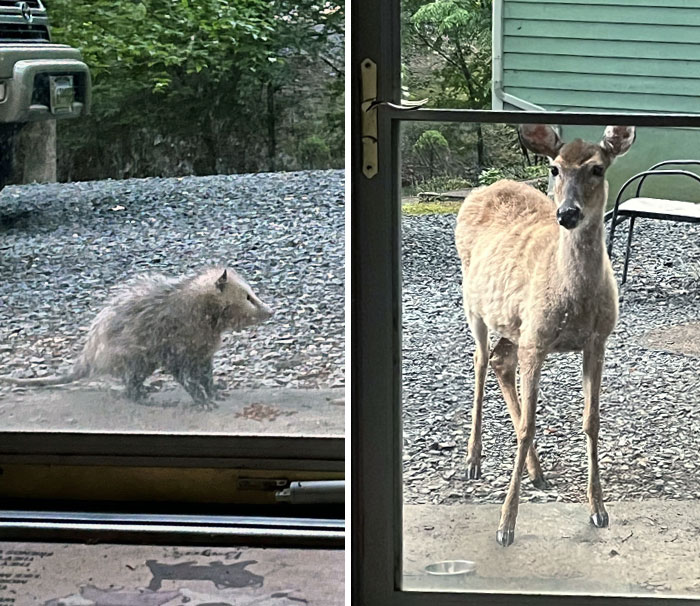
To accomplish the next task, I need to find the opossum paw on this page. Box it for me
[194,399,219,411]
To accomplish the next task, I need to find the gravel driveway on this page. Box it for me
[0,170,344,401]
[402,211,700,506]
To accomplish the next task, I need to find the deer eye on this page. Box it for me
[550,166,559,177]
[591,164,604,177]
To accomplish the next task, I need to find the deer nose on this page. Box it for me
[556,204,582,229]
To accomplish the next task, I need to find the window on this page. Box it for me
[353,0,700,603]
[0,0,344,558]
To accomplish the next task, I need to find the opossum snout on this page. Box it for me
[258,302,273,321]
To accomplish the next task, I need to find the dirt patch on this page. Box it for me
[234,403,299,423]
[641,322,700,357]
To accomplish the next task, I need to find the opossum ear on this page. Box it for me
[216,270,228,292]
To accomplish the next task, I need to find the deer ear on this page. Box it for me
[601,126,635,158]
[215,269,227,292]
[518,124,564,159]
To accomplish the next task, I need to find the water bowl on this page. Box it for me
[424,560,476,576]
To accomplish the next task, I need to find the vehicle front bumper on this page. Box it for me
[0,54,91,123]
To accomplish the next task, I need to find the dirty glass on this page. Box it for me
[401,0,696,116]
[400,119,700,597]
[0,541,344,605]
[0,1,344,437]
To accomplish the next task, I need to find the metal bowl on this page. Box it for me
[424,560,476,576]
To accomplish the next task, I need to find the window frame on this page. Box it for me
[351,0,700,603]
[0,0,346,555]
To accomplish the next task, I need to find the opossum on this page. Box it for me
[0,267,272,408]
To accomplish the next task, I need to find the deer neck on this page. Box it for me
[555,210,607,293]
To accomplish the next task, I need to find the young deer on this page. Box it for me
[455,124,635,546]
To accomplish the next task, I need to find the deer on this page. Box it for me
[455,124,636,547]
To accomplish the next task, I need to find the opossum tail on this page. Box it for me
[0,361,90,386]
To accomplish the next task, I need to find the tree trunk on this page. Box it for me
[476,124,484,173]
[267,83,277,172]
[195,108,218,176]
[5,121,57,186]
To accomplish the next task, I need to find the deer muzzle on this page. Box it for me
[556,201,583,230]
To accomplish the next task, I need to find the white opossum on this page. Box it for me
[0,267,272,408]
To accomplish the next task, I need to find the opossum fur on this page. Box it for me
[0,267,272,408]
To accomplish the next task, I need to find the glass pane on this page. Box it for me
[0,540,343,604]
[400,120,700,597]
[0,1,344,437]
[401,0,698,116]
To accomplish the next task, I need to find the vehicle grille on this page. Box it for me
[0,23,49,42]
[0,1,42,8]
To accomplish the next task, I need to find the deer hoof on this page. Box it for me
[496,528,515,547]
[466,461,481,480]
[590,511,609,528]
[530,475,549,490]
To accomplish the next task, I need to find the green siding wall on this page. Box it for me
[501,0,700,204]
[559,126,700,204]
[502,0,700,113]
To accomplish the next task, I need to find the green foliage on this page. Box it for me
[405,0,492,109]
[413,129,449,154]
[402,200,462,216]
[400,0,542,189]
[478,167,506,186]
[48,0,344,179]
[411,129,450,179]
[300,134,331,167]
[522,164,549,180]
[479,163,549,186]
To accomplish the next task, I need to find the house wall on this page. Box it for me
[499,0,700,203]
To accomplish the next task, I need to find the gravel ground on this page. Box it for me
[0,170,344,399]
[402,211,700,506]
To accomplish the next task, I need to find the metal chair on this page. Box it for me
[607,160,700,284]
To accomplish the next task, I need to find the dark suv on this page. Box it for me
[0,0,91,186]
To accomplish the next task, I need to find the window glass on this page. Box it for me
[402,0,700,116]
[0,1,344,437]
[400,119,700,597]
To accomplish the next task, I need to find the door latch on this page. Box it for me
[361,58,378,179]
[361,58,428,179]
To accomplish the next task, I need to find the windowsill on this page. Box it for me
[0,537,344,604]
[402,501,700,598]
[0,386,344,437]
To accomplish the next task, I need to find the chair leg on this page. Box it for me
[607,216,618,259]
[622,216,636,285]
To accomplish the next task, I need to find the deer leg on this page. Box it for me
[583,341,608,528]
[465,312,489,480]
[497,346,544,547]
[490,338,547,489]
